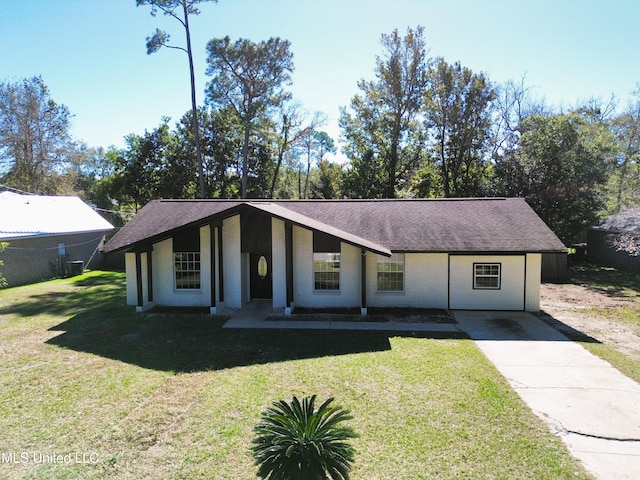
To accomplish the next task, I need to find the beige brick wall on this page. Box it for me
[525,253,542,311]
[149,231,210,308]
[125,252,137,306]
[152,238,171,305]
[291,234,450,310]
[292,226,360,308]
[366,253,448,308]
[449,255,526,310]
[222,215,242,309]
[272,218,287,309]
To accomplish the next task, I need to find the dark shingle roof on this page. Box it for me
[103,198,566,254]
[248,202,391,256]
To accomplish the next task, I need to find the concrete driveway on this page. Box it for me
[455,311,640,480]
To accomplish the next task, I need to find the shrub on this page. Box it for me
[0,242,7,288]
[251,395,356,480]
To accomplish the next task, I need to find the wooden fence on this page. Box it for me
[541,252,568,283]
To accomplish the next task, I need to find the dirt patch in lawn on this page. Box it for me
[539,281,640,359]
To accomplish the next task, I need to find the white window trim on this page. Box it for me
[174,251,202,290]
[313,252,341,291]
[376,253,405,292]
[473,262,501,290]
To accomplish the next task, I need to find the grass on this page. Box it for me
[580,342,640,384]
[0,271,590,479]
[561,263,640,383]
[570,263,640,299]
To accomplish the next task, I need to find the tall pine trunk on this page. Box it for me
[182,1,206,199]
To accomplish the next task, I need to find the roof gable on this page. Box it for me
[247,202,391,256]
[103,200,243,253]
[0,192,114,240]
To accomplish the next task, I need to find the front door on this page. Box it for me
[250,253,272,299]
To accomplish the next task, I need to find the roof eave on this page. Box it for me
[0,228,113,243]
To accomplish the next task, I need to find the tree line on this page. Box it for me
[1,24,639,248]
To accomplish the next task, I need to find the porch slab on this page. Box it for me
[222,301,462,332]
[225,319,461,332]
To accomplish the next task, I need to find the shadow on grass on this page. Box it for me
[535,310,602,344]
[20,270,609,372]
[570,263,640,299]
[0,271,465,373]
[46,311,466,373]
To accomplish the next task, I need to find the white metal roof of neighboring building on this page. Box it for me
[0,191,114,241]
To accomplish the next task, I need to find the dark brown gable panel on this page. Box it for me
[241,209,272,253]
[313,231,341,252]
[173,226,201,252]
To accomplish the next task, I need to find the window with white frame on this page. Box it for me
[473,263,501,289]
[314,252,340,290]
[174,252,201,289]
[377,253,405,291]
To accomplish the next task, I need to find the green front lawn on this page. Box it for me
[0,271,588,479]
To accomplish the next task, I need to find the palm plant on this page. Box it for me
[251,395,357,480]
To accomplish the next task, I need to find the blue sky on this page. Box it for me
[2,0,639,153]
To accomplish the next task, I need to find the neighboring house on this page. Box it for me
[103,197,566,314]
[587,206,640,269]
[0,192,115,287]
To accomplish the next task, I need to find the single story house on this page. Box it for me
[0,191,114,287]
[587,206,640,269]
[103,197,566,314]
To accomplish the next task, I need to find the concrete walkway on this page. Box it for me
[455,311,640,480]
